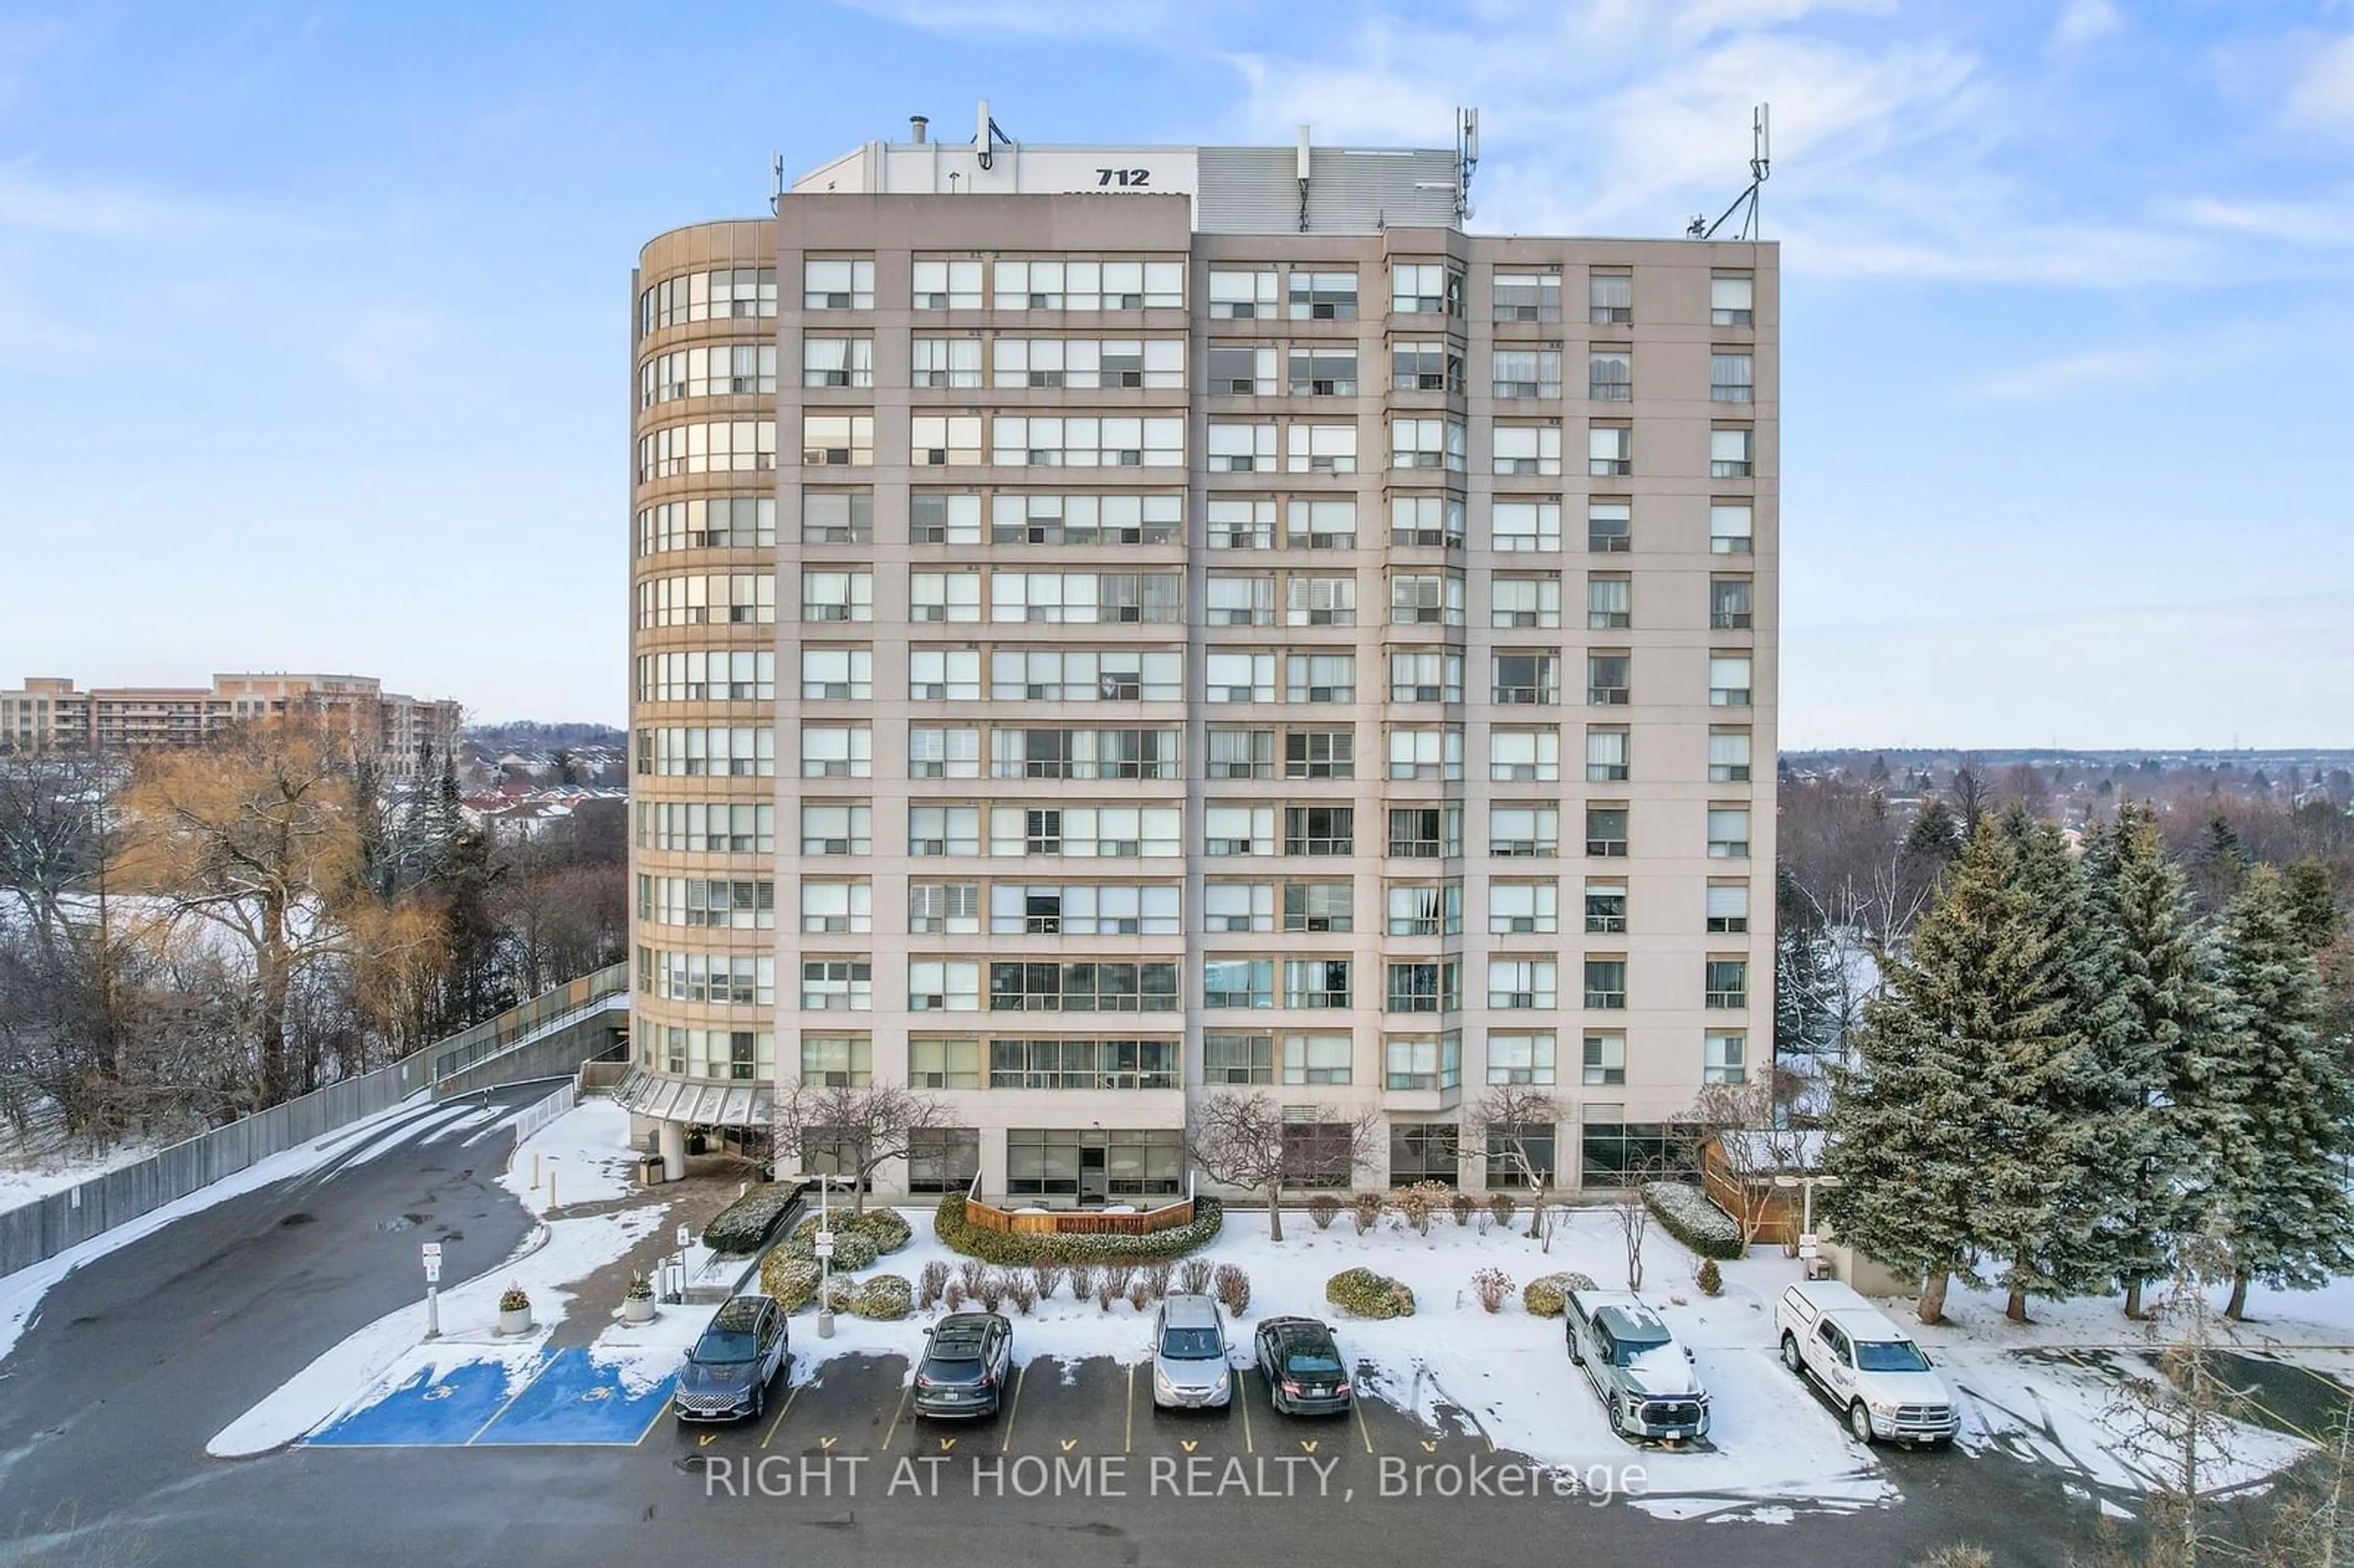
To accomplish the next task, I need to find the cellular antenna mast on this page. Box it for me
[1685,103,1770,240]
[770,152,785,215]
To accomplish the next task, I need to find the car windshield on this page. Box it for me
[1284,1350,1343,1376]
[923,1355,983,1381]
[1610,1334,1670,1368]
[1856,1339,1933,1373]
[691,1330,758,1364]
[1161,1327,1223,1360]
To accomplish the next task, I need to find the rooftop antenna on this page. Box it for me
[1456,107,1480,223]
[1296,124,1312,232]
[1685,102,1770,240]
[769,151,785,215]
[975,97,1013,170]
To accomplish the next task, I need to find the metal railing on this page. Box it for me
[0,962,628,1279]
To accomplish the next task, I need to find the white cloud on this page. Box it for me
[2049,0,2120,56]
[831,0,1195,41]
[1967,344,2184,400]
[2285,32,2354,135]
[2160,190,2354,249]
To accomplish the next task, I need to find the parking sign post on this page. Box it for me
[421,1243,443,1339]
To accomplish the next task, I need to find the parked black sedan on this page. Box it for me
[673,1295,788,1422]
[912,1312,1013,1420]
[1252,1315,1352,1415]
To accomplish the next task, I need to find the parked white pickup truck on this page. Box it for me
[1775,1280,1959,1447]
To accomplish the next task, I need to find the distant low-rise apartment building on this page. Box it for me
[620,110,1777,1198]
[0,673,463,778]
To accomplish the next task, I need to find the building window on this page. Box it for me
[1385,962,1461,1014]
[1584,728,1629,783]
[799,491,869,544]
[1287,654,1355,704]
[1283,957,1352,1009]
[1283,731,1355,781]
[1582,1032,1626,1086]
[1704,1033,1747,1085]
[1387,726,1463,782]
[1485,1124,1557,1188]
[1710,351,1753,403]
[1488,881,1556,936]
[800,960,873,1013]
[1392,261,1463,316]
[1486,1032,1556,1087]
[799,803,871,856]
[640,495,781,554]
[1384,1034,1461,1091]
[1588,425,1631,478]
[1710,427,1754,479]
[800,569,872,623]
[910,492,983,544]
[1209,267,1279,319]
[802,258,872,310]
[1708,729,1752,783]
[908,1038,982,1090]
[1285,573,1357,628]
[1208,343,1276,395]
[1204,804,1276,858]
[799,725,870,779]
[911,415,983,467]
[1288,346,1360,396]
[1493,348,1561,399]
[1490,728,1559,783]
[801,414,873,467]
[1490,500,1561,553]
[642,266,778,330]
[1588,501,1631,554]
[1584,880,1627,934]
[908,804,980,857]
[1706,959,1749,1010]
[1711,577,1754,630]
[802,337,870,389]
[1388,806,1461,860]
[800,1032,871,1086]
[1386,882,1462,937]
[1282,805,1354,855]
[987,963,1181,1015]
[1491,654,1558,706]
[1490,574,1560,629]
[1204,957,1274,1010]
[1710,503,1753,556]
[1707,807,1751,859]
[1493,424,1561,477]
[1289,269,1358,321]
[1388,1122,1459,1187]
[994,337,1184,389]
[1709,654,1753,707]
[1586,351,1631,402]
[1005,1127,1185,1200]
[1587,575,1631,630]
[1283,880,1355,934]
[1287,425,1360,476]
[1487,959,1556,1011]
[1388,494,1464,549]
[1588,271,1631,324]
[1209,421,1277,473]
[1204,1032,1275,1084]
[1392,341,1463,394]
[1283,1033,1354,1086]
[1489,805,1558,859]
[907,881,980,935]
[1585,805,1629,859]
[1388,651,1463,705]
[907,960,982,1012]
[911,258,983,310]
[1392,417,1466,472]
[799,881,872,935]
[1710,272,1754,327]
[1492,270,1560,322]
[991,416,1185,468]
[1586,653,1630,707]
[1707,882,1750,934]
[912,337,984,388]
[906,1127,981,1193]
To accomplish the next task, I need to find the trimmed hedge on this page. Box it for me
[1520,1271,1599,1319]
[848,1274,913,1320]
[704,1183,804,1255]
[1325,1267,1416,1320]
[760,1254,823,1312]
[932,1193,1224,1266]
[1642,1181,1745,1261]
[782,1228,880,1273]
[787,1207,912,1258]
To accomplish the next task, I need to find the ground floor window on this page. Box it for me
[1005,1127,1184,1203]
[1281,1121,1357,1188]
[1484,1123,1556,1189]
[907,1127,980,1193]
[1388,1121,1459,1187]
[798,1124,872,1190]
[1579,1120,1691,1185]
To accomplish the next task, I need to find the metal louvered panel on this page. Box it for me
[1197,147,1460,235]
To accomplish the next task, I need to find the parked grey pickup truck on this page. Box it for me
[1564,1287,1710,1442]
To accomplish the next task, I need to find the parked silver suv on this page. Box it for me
[1151,1293,1233,1410]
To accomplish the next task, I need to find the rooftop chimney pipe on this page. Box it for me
[910,115,929,143]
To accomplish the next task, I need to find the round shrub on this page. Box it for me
[761,1254,823,1312]
[784,1224,881,1273]
[820,1276,859,1314]
[851,1274,913,1320]
[931,1193,1224,1266]
[1520,1271,1599,1319]
[1696,1258,1723,1297]
[1325,1267,1417,1320]
[846,1208,913,1254]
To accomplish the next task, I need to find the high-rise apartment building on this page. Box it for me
[622,114,1776,1199]
[0,672,463,777]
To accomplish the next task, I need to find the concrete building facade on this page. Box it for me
[622,118,1777,1198]
[1,673,463,778]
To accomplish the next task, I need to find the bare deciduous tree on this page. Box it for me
[772,1080,948,1214]
[1184,1089,1382,1241]
[1612,1160,1657,1291]
[1673,1079,1811,1251]
[1464,1084,1562,1249]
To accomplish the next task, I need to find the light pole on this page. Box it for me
[1773,1173,1845,1276]
[813,1173,840,1339]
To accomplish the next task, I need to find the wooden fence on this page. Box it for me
[962,1193,1197,1236]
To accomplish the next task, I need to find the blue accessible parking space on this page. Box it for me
[468,1348,677,1446]
[305,1353,542,1448]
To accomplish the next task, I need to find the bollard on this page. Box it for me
[533,1152,542,1189]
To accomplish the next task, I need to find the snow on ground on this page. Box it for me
[0,1092,463,1369]
[208,1104,664,1456]
[0,1130,169,1206]
[499,1095,639,1214]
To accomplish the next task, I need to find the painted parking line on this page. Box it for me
[758,1383,802,1449]
[999,1363,1029,1453]
[1236,1368,1255,1453]
[304,1355,544,1448]
[470,1348,678,1446]
[878,1385,912,1453]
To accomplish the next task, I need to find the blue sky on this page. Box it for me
[0,0,2347,747]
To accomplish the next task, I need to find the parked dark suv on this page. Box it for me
[1252,1316,1352,1416]
[912,1312,1013,1419]
[673,1295,788,1422]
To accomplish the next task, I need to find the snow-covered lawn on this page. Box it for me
[0,1130,170,1206]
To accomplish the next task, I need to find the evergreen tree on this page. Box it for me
[1826,825,2057,1323]
[2208,866,2354,1317]
[2284,858,2343,951]
[1906,797,1967,864]
[2083,802,2219,1318]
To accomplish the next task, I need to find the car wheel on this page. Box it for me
[1607,1398,1627,1438]
[1848,1401,1875,1445]
[1780,1333,1804,1375]
[752,1387,765,1422]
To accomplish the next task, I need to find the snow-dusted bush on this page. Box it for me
[1520,1271,1598,1318]
[1487,1192,1517,1230]
[1392,1181,1451,1235]
[942,1279,966,1313]
[704,1184,804,1255]
[1471,1267,1515,1314]
[1009,1277,1038,1315]
[1068,1264,1100,1301]
[850,1274,912,1320]
[1450,1192,1477,1227]
[1030,1263,1066,1302]
[918,1258,950,1310]
[977,1269,1008,1312]
[1178,1258,1214,1295]
[1696,1258,1723,1296]
[1126,1277,1152,1312]
[842,1208,912,1254]
[1141,1262,1175,1300]
[931,1194,1224,1265]
[760,1254,823,1312]
[1309,1193,1343,1230]
[1326,1267,1416,1319]
[1642,1182,1744,1260]
[1095,1279,1119,1312]
[957,1258,986,1295]
[1213,1263,1251,1317]
[1350,1192,1384,1235]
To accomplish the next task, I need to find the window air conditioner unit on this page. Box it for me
[916,839,947,856]
[1508,916,1536,934]
[913,995,944,1010]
